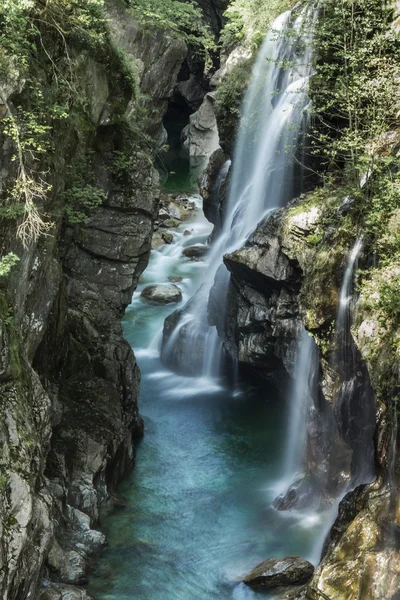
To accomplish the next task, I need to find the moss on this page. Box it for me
[354,263,400,402]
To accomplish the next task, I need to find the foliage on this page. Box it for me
[0,254,20,278]
[62,144,107,223]
[219,0,299,50]
[0,0,141,246]
[215,58,253,142]
[126,0,215,52]
[63,185,106,224]
[309,0,400,188]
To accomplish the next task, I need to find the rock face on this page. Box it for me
[141,284,182,304]
[243,556,314,590]
[106,1,187,138]
[198,147,230,235]
[223,211,303,378]
[183,93,220,173]
[0,1,185,597]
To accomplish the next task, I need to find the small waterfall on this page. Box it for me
[282,331,317,483]
[309,237,376,561]
[336,237,363,344]
[162,7,316,376]
[275,237,375,517]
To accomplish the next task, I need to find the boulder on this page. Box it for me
[161,218,181,228]
[141,284,182,304]
[40,582,95,599]
[183,245,208,259]
[243,556,314,590]
[152,232,164,249]
[161,232,174,244]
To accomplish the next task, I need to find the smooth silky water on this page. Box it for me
[87,198,328,600]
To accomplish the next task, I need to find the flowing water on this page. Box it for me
[162,7,317,377]
[281,331,317,485]
[87,198,329,600]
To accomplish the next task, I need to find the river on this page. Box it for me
[87,195,327,600]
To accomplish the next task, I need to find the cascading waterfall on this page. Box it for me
[276,238,375,516]
[334,237,376,487]
[162,7,316,377]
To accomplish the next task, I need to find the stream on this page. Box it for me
[87,195,328,600]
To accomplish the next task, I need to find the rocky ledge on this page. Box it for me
[243,556,314,592]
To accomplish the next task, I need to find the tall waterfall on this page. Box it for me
[162,7,316,376]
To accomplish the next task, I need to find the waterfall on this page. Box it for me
[162,7,316,376]
[275,236,375,516]
[282,331,317,484]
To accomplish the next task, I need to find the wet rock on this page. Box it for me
[243,556,314,590]
[198,147,229,230]
[40,582,95,599]
[184,229,192,236]
[159,203,182,221]
[168,276,183,283]
[161,218,181,228]
[141,284,182,304]
[161,292,209,375]
[152,232,164,249]
[161,232,174,244]
[186,93,220,173]
[183,245,208,259]
[223,211,303,380]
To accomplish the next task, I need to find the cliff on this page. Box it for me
[0,0,188,597]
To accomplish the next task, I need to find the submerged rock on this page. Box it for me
[183,245,208,259]
[141,284,182,304]
[243,556,314,590]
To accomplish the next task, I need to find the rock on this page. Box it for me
[175,75,206,110]
[141,284,182,304]
[184,230,192,236]
[161,218,181,228]
[159,203,182,221]
[186,93,220,173]
[168,276,183,283]
[152,232,164,249]
[161,292,210,375]
[161,232,174,244]
[243,557,314,590]
[40,582,95,599]
[198,147,230,231]
[222,211,303,379]
[106,1,187,136]
[183,245,208,259]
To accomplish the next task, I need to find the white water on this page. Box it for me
[283,331,316,483]
[309,237,369,561]
[162,7,316,378]
[336,237,363,336]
